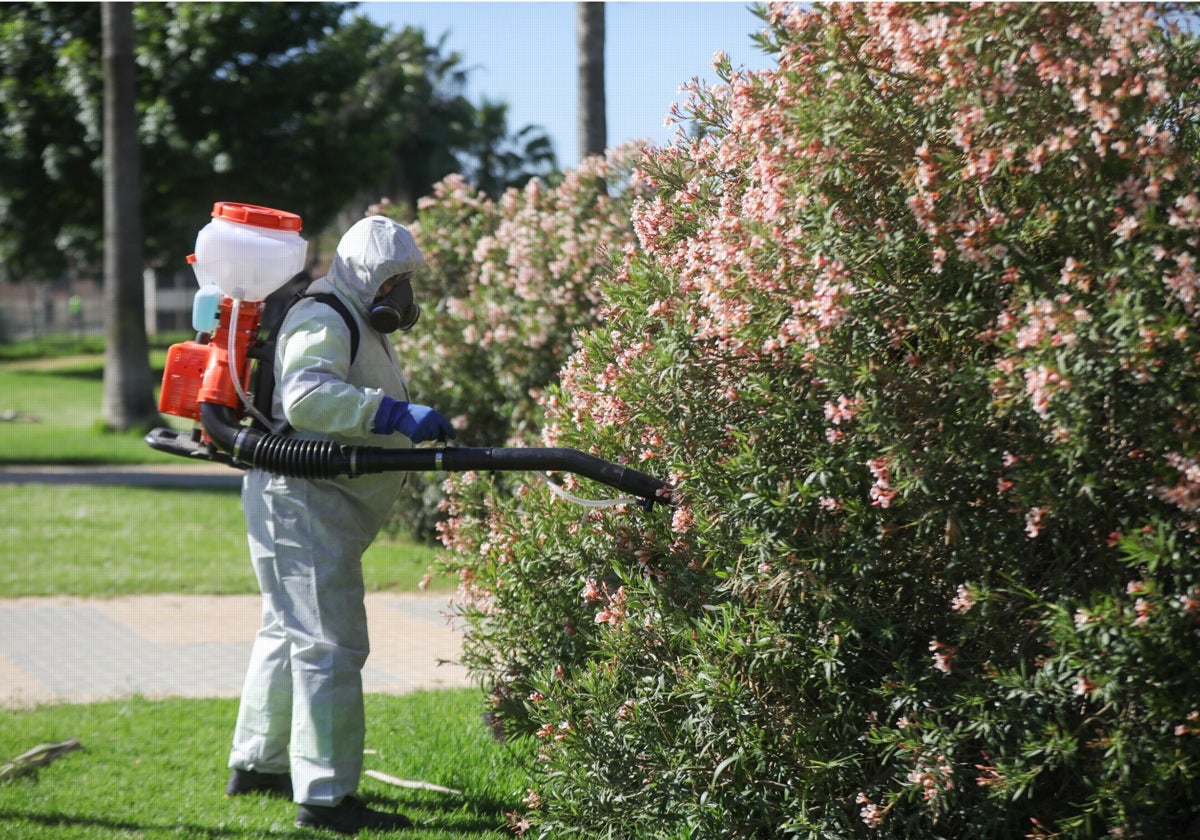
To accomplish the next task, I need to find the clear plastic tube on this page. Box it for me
[533,471,639,509]
[227,296,281,433]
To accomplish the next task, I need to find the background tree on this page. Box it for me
[336,23,468,219]
[100,2,158,431]
[0,3,102,280]
[460,100,557,199]
[0,2,558,276]
[576,2,606,160]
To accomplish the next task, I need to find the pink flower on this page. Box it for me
[1178,591,1200,614]
[867,457,897,508]
[671,505,695,533]
[1179,712,1200,736]
[951,584,976,614]
[929,639,956,674]
[1153,452,1200,513]
[1023,365,1070,418]
[975,754,1003,788]
[1133,597,1154,626]
[855,793,884,828]
[1025,506,1048,538]
[1113,214,1140,242]
[824,394,864,425]
[907,756,954,801]
[595,586,628,627]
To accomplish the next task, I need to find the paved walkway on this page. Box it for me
[0,462,243,488]
[0,592,471,708]
[0,464,472,708]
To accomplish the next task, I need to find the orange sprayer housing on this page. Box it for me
[158,341,211,421]
[157,297,265,421]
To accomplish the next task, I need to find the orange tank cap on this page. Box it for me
[211,201,303,232]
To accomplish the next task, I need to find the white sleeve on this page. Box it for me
[276,301,385,437]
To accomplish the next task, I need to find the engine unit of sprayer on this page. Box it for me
[158,297,264,424]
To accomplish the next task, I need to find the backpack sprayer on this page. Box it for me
[145,202,672,511]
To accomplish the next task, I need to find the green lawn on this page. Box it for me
[0,351,188,465]
[0,689,533,839]
[0,368,188,465]
[0,484,454,596]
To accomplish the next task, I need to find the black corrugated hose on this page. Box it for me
[192,403,671,510]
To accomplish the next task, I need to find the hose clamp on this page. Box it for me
[233,427,252,463]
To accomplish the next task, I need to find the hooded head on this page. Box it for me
[326,216,425,314]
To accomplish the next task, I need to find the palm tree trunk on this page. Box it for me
[101,3,159,431]
[576,2,606,161]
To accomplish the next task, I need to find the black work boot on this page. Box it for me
[225,768,293,799]
[295,796,413,834]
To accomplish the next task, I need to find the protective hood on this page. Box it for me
[325,216,425,314]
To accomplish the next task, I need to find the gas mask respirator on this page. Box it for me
[368,274,421,334]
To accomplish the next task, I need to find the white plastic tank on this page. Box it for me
[188,202,307,302]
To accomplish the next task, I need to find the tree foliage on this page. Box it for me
[426,3,1200,837]
[0,1,554,280]
[0,2,102,279]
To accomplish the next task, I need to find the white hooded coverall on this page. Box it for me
[229,216,424,805]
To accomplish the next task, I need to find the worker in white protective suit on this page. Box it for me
[225,216,454,835]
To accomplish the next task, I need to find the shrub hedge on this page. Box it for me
[428,4,1200,837]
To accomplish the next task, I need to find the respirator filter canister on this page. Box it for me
[368,274,421,333]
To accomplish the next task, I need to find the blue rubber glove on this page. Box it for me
[372,396,456,444]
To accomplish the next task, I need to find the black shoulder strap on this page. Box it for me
[249,291,361,431]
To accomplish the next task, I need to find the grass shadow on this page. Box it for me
[0,808,301,838]
[363,788,518,833]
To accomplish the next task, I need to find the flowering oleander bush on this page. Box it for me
[440,3,1200,837]
[373,147,645,538]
